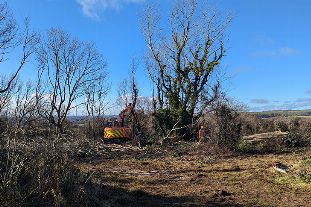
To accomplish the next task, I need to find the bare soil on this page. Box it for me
[77,143,311,207]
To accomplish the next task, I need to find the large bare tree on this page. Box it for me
[0,3,39,93]
[37,28,107,133]
[142,0,231,136]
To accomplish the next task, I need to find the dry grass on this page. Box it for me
[78,143,311,207]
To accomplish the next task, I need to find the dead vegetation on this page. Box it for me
[1,110,311,207]
[78,142,311,207]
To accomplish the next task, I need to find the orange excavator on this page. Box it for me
[103,103,141,141]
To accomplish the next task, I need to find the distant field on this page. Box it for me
[251,109,311,118]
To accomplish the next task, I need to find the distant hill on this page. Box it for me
[251,109,311,118]
[67,115,117,122]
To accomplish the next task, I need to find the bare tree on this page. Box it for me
[84,73,109,138]
[0,3,39,93]
[37,28,107,134]
[117,78,130,109]
[135,96,153,114]
[13,81,37,130]
[116,59,139,110]
[142,0,231,137]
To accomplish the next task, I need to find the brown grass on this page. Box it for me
[78,143,311,207]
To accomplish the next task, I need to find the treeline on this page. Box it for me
[0,0,232,139]
[253,110,311,118]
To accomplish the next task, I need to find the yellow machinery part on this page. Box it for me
[103,127,132,139]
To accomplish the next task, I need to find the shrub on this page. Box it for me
[206,102,242,149]
[238,113,275,136]
[0,133,101,207]
[274,119,289,132]
[236,132,287,154]
[274,117,311,147]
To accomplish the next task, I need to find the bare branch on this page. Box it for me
[37,28,107,134]
[0,4,39,93]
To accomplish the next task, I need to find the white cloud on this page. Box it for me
[250,98,311,112]
[77,0,144,20]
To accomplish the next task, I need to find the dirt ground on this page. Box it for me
[77,143,311,207]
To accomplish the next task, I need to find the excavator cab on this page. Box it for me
[103,103,139,141]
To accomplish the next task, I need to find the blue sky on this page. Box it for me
[3,0,311,112]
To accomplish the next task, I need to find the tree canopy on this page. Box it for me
[142,0,231,137]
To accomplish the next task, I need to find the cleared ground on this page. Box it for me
[77,143,311,207]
